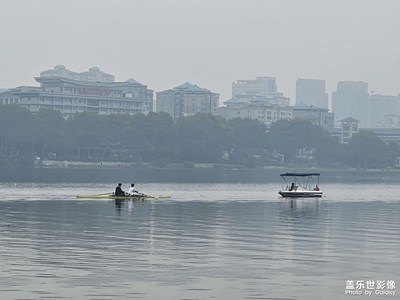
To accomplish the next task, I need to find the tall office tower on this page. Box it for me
[332,81,369,126]
[296,78,328,109]
[368,94,400,128]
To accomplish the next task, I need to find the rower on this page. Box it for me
[115,183,126,196]
[128,183,143,196]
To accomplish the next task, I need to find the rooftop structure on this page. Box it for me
[232,77,277,97]
[41,65,115,83]
[338,117,360,144]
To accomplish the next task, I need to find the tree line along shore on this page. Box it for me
[0,104,398,170]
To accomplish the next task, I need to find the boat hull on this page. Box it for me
[76,194,170,199]
[278,191,322,198]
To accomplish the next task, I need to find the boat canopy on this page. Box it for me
[280,172,320,177]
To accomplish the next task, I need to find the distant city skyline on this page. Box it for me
[0,0,399,104]
[2,64,400,109]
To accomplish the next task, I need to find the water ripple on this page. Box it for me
[0,183,399,299]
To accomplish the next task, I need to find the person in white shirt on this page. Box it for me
[128,183,141,196]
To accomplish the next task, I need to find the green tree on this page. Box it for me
[34,109,67,159]
[145,112,177,163]
[67,112,103,160]
[385,141,400,167]
[177,114,234,163]
[268,119,340,165]
[345,130,387,169]
[228,117,268,164]
[0,105,35,159]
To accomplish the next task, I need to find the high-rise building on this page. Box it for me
[367,94,400,128]
[332,81,400,128]
[232,77,277,97]
[296,78,328,109]
[155,82,219,121]
[332,81,369,126]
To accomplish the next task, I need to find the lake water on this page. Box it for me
[0,182,398,300]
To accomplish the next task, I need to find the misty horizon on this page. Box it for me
[1,0,399,103]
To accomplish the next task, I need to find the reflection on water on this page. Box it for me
[0,183,399,300]
[114,198,124,212]
[114,199,142,215]
[280,198,320,219]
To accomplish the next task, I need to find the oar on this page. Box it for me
[125,192,171,199]
[145,195,171,199]
[132,193,171,199]
[75,193,113,198]
[138,193,155,198]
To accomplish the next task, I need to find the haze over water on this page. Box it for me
[0,182,398,300]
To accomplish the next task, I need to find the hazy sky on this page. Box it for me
[1,0,399,104]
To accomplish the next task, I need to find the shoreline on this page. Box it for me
[1,159,400,183]
[33,159,400,172]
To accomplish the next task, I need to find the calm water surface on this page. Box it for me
[0,183,399,300]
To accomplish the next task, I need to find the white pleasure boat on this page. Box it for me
[278,172,323,198]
